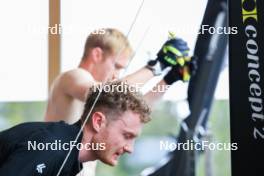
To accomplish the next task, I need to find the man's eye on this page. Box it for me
[124,134,131,139]
[115,66,121,70]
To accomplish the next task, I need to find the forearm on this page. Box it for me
[143,80,168,107]
[121,67,154,86]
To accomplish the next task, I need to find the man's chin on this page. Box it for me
[111,159,118,166]
[101,158,118,166]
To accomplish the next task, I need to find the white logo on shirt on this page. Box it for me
[36,163,46,174]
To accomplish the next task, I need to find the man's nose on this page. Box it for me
[112,71,120,80]
[124,144,134,154]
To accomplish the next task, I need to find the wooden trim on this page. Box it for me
[48,0,61,90]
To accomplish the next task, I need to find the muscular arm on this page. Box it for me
[61,71,94,102]
[143,80,168,107]
[44,69,97,122]
[63,68,162,104]
[122,67,154,85]
[122,67,167,107]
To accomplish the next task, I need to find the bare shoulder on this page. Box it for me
[61,68,94,83]
[57,69,95,100]
[55,69,94,89]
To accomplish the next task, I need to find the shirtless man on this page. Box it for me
[44,28,195,175]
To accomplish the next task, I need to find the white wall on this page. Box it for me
[0,0,48,101]
[0,0,229,101]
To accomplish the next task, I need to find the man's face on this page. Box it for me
[96,51,129,82]
[92,110,143,166]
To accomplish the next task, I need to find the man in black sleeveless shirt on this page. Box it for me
[0,81,151,176]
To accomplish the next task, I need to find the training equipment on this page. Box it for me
[141,0,228,175]
[229,0,264,175]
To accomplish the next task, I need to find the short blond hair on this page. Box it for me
[82,28,133,60]
[81,81,151,123]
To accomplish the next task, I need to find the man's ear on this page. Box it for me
[91,47,104,63]
[91,111,107,132]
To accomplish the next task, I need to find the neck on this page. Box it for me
[78,59,93,73]
[79,59,101,82]
[78,127,97,162]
